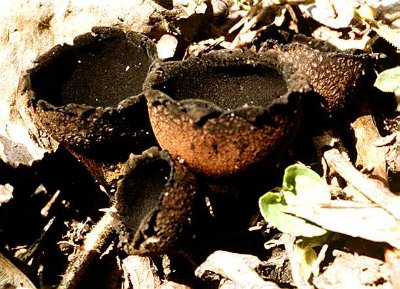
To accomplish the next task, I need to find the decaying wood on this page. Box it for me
[313,250,392,289]
[0,252,37,289]
[323,148,400,220]
[195,250,281,289]
[58,211,116,289]
[122,255,161,289]
[351,98,389,186]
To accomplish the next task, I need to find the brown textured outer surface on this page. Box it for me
[116,147,198,255]
[146,155,197,255]
[29,95,152,157]
[26,27,158,158]
[274,43,373,114]
[147,95,299,176]
[144,49,307,177]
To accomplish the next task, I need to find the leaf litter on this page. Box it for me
[0,0,400,289]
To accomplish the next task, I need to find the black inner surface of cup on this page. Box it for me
[159,65,288,110]
[31,37,153,107]
[117,159,170,232]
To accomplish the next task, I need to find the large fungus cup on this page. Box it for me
[144,49,309,177]
[23,27,158,161]
[116,147,197,255]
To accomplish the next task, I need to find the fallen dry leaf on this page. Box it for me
[286,200,400,248]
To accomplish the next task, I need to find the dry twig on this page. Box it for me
[323,148,400,220]
[58,211,116,289]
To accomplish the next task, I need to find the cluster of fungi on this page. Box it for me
[22,26,373,257]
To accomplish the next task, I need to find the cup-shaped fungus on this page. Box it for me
[271,41,374,115]
[144,49,309,177]
[24,27,158,162]
[116,147,197,255]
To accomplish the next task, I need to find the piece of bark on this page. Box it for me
[158,281,191,289]
[0,252,37,289]
[351,99,389,187]
[0,0,207,167]
[195,250,281,289]
[313,250,392,289]
[0,183,13,206]
[122,255,161,289]
[384,247,400,289]
[58,212,116,289]
[323,148,400,220]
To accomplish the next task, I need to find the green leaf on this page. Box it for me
[374,66,400,93]
[282,164,331,204]
[258,163,329,237]
[259,192,327,237]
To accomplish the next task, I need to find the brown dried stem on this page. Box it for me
[58,211,116,289]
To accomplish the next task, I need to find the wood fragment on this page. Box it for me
[158,281,191,289]
[313,250,392,289]
[41,190,60,217]
[195,250,281,289]
[122,255,161,289]
[0,252,37,289]
[323,148,400,220]
[351,99,389,187]
[58,211,116,289]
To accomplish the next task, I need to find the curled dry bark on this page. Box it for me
[323,147,400,220]
[195,250,282,289]
[122,255,161,289]
[351,98,389,187]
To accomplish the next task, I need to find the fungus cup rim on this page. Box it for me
[143,48,310,176]
[116,146,197,255]
[26,26,158,114]
[144,48,310,125]
[260,39,376,115]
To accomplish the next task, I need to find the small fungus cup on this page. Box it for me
[116,147,197,255]
[23,27,158,162]
[144,49,310,177]
[271,41,374,115]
